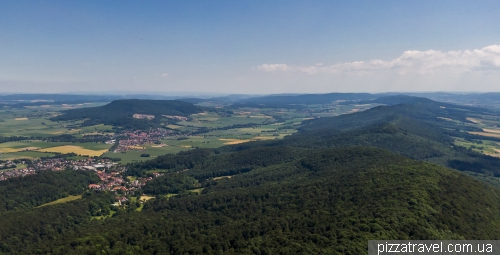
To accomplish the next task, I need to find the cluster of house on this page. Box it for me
[0,158,120,182]
[88,169,162,194]
[0,167,36,181]
[110,128,175,153]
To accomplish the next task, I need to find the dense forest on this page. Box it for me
[4,147,500,254]
[0,170,100,212]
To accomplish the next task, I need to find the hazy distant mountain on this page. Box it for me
[231,92,377,108]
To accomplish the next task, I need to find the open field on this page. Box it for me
[220,139,251,145]
[140,195,155,202]
[0,106,113,138]
[466,117,480,123]
[213,175,233,180]
[454,137,500,156]
[37,195,82,207]
[189,188,204,194]
[38,145,109,157]
[469,132,500,139]
[483,128,500,134]
[0,151,56,160]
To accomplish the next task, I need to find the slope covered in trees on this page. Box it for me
[0,170,100,212]
[52,99,205,128]
[16,147,500,254]
[221,97,500,177]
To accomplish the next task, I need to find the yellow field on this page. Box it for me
[485,150,500,158]
[469,132,500,139]
[38,145,108,156]
[219,139,251,145]
[14,118,28,121]
[483,128,500,134]
[0,148,21,153]
[51,131,64,134]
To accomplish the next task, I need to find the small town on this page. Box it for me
[110,128,177,152]
[0,150,162,195]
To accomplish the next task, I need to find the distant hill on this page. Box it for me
[232,92,377,108]
[52,99,205,128]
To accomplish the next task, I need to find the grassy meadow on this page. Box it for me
[37,195,82,207]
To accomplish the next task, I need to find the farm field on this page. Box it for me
[0,140,112,159]
[454,137,500,156]
[454,113,500,158]
[469,131,500,139]
[38,145,109,157]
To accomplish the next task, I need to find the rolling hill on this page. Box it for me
[220,96,500,177]
[52,99,206,128]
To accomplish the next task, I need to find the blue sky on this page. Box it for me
[1,1,499,94]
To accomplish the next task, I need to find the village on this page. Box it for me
[108,128,177,153]
[0,127,183,207]
[0,156,163,205]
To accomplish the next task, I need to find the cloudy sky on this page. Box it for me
[1,1,499,94]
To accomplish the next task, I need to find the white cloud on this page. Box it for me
[256,64,289,72]
[257,44,500,76]
[161,73,169,77]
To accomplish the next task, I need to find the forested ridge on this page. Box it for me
[9,147,500,254]
[51,99,205,128]
[213,98,500,177]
